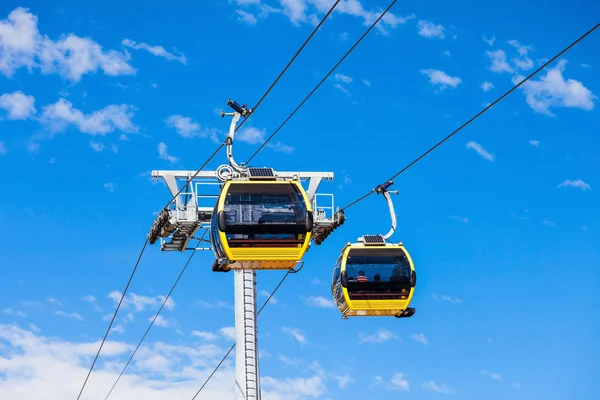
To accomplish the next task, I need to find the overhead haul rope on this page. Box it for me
[340,23,600,211]
[190,270,293,400]
[246,0,400,164]
[75,4,341,398]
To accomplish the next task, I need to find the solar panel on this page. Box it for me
[248,167,276,179]
[363,235,385,245]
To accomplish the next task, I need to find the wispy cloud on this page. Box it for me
[157,142,178,164]
[529,139,540,147]
[421,69,462,90]
[411,333,429,345]
[358,328,398,344]
[122,39,186,64]
[104,182,117,193]
[483,35,496,46]
[1,308,27,318]
[417,20,445,39]
[481,81,494,92]
[482,369,502,381]
[449,215,469,224]
[542,220,556,227]
[423,380,453,394]
[235,10,257,25]
[55,311,83,320]
[432,293,462,304]
[486,49,513,73]
[281,326,307,346]
[334,73,352,84]
[557,179,591,191]
[165,115,219,142]
[466,141,495,162]
[303,296,335,308]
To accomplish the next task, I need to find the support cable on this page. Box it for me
[103,232,207,400]
[340,22,600,212]
[246,0,399,164]
[75,238,149,400]
[190,270,292,400]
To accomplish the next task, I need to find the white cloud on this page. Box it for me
[158,142,178,164]
[542,219,556,227]
[303,296,335,308]
[529,139,540,147]
[449,215,469,224]
[486,49,514,73]
[557,179,591,191]
[236,0,415,35]
[237,126,265,144]
[55,311,83,320]
[358,328,398,344]
[333,374,355,389]
[443,50,450,57]
[150,315,173,328]
[417,20,445,39]
[411,333,429,345]
[191,330,218,341]
[1,308,27,318]
[0,142,6,155]
[39,99,138,135]
[47,297,63,307]
[507,39,533,71]
[483,35,496,46]
[194,299,233,309]
[219,326,236,341]
[82,295,102,311]
[423,380,453,394]
[466,141,495,162]
[333,83,350,96]
[278,353,301,366]
[282,326,306,345]
[104,182,117,193]
[107,291,176,312]
[0,90,36,119]
[362,79,371,86]
[235,10,258,25]
[0,323,332,400]
[516,60,595,116]
[432,293,462,304]
[481,81,494,92]
[110,325,124,334]
[0,7,136,81]
[388,372,410,390]
[334,73,352,84]
[165,115,219,142]
[89,141,105,152]
[421,69,461,90]
[122,39,186,64]
[259,290,277,304]
[482,369,502,381]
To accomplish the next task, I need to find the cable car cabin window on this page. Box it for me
[222,183,309,247]
[345,248,412,300]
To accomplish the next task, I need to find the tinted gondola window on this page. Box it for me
[223,183,309,243]
[345,248,412,299]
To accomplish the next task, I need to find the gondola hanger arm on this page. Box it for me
[374,180,398,241]
[222,99,253,174]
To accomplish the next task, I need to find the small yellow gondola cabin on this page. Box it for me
[331,236,416,318]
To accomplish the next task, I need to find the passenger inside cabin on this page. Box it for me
[374,274,380,281]
[356,270,368,282]
[348,276,355,282]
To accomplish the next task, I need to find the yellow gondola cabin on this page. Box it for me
[211,179,313,271]
[331,236,416,318]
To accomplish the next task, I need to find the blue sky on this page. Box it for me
[1,1,599,399]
